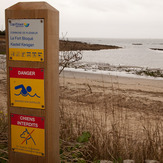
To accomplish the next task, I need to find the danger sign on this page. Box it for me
[10,67,45,109]
[11,113,45,156]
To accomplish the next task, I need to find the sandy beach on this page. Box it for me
[61,70,163,93]
[60,70,163,105]
[59,70,163,134]
[1,69,163,115]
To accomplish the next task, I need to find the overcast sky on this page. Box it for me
[1,0,163,38]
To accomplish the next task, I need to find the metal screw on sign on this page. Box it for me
[11,103,14,106]
[11,114,14,117]
[40,20,43,23]
[42,105,44,108]
[10,57,12,60]
[41,69,44,72]
[9,20,11,23]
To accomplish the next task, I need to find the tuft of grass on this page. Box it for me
[60,132,93,163]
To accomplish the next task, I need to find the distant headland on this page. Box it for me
[0,35,121,54]
[59,40,121,51]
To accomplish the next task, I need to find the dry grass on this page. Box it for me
[0,111,8,162]
[0,69,162,162]
[59,76,163,163]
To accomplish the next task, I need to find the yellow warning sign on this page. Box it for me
[11,114,45,156]
[10,67,45,109]
[9,48,44,62]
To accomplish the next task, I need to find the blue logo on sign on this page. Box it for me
[14,84,40,98]
[10,22,30,27]
[24,23,30,27]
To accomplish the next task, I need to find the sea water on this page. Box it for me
[60,38,163,79]
[68,38,163,69]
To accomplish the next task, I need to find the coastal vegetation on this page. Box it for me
[0,72,162,162]
[135,68,163,77]
[0,110,8,162]
[59,77,163,162]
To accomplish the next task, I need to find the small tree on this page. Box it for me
[59,38,82,74]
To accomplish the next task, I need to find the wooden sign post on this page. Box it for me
[5,2,60,162]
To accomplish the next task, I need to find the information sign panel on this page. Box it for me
[11,113,45,156]
[8,19,44,62]
[10,67,45,109]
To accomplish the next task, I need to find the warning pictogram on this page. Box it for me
[14,84,40,98]
[20,128,36,145]
[11,113,45,156]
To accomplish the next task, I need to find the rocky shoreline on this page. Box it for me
[63,61,163,78]
[150,48,163,51]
